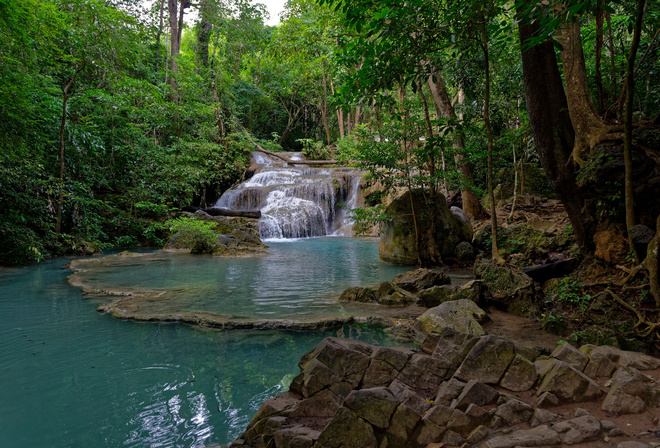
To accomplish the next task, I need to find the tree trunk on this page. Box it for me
[156,0,165,62]
[197,1,212,69]
[56,90,72,235]
[518,4,588,248]
[595,1,606,113]
[557,20,610,164]
[168,0,179,98]
[427,67,486,219]
[481,20,504,264]
[321,65,331,145]
[624,0,647,263]
[607,12,618,105]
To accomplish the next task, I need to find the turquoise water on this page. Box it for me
[0,238,412,447]
[74,238,413,321]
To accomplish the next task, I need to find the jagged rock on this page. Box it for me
[315,407,377,448]
[480,424,561,448]
[454,335,516,384]
[446,407,476,435]
[602,367,656,414]
[272,426,319,448]
[455,241,477,263]
[474,258,538,316]
[535,391,559,408]
[392,268,451,293]
[553,415,602,444]
[451,380,499,411]
[396,353,451,397]
[466,425,490,444]
[500,354,537,392]
[414,418,446,447]
[338,286,376,303]
[435,378,467,406]
[295,337,371,390]
[344,387,400,429]
[415,299,489,336]
[442,428,465,445]
[430,328,481,372]
[382,403,421,448]
[417,280,484,308]
[551,343,589,371]
[424,403,455,427]
[362,346,413,389]
[529,408,556,427]
[388,379,432,416]
[580,345,660,371]
[536,360,603,402]
[630,224,655,259]
[594,221,629,264]
[495,398,535,425]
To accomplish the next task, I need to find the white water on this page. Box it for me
[215,153,362,239]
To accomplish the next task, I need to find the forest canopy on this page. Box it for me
[0,0,658,265]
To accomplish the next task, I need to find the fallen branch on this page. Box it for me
[248,137,338,166]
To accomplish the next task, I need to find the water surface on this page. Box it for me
[0,238,413,447]
[71,238,413,322]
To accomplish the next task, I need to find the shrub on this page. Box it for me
[167,217,217,254]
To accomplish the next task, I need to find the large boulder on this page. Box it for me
[379,189,471,265]
[392,268,450,293]
[474,258,539,316]
[414,299,489,337]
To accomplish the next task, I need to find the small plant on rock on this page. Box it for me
[167,217,218,254]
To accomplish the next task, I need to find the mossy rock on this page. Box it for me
[474,258,539,316]
[379,190,470,266]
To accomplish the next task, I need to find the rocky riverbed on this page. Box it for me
[228,330,660,448]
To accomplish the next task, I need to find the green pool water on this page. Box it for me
[0,238,413,447]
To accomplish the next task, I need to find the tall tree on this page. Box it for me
[517,2,587,248]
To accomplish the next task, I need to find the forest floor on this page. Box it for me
[471,194,660,357]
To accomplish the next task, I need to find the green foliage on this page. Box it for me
[167,217,218,254]
[547,278,593,311]
[297,138,332,160]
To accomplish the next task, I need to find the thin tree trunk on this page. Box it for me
[607,12,618,105]
[595,0,606,113]
[330,79,345,139]
[624,0,647,263]
[481,19,504,264]
[168,0,179,98]
[426,67,485,219]
[321,65,331,145]
[56,90,72,235]
[156,0,165,62]
[197,1,212,69]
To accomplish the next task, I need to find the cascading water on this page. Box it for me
[215,152,363,240]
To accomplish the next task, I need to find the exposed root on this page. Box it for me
[605,288,660,343]
[568,128,625,167]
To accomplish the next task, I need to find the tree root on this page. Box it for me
[568,127,624,167]
[614,215,660,306]
[605,288,660,343]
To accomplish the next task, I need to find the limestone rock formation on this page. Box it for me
[379,190,472,265]
[230,333,660,448]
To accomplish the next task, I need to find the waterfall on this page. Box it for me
[215,152,363,240]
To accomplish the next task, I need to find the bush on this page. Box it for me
[167,217,217,254]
